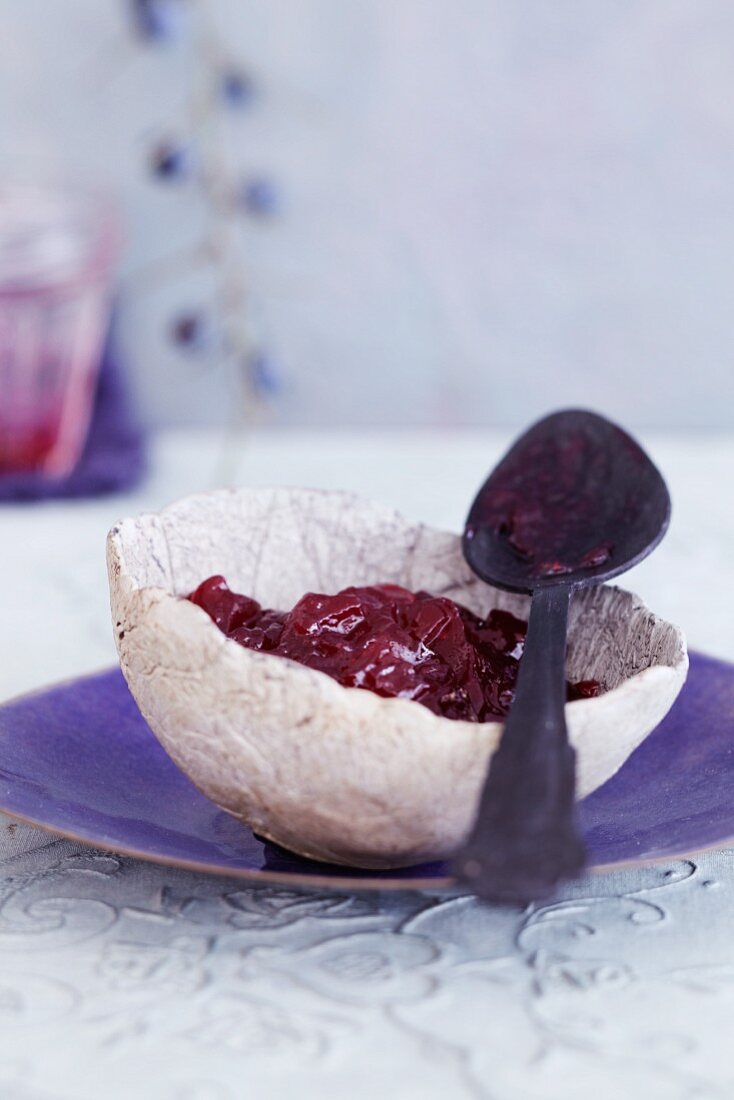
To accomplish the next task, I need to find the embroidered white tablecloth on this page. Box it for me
[0,429,731,1100]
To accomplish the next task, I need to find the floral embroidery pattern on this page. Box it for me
[0,832,732,1099]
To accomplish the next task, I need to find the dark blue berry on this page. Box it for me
[240,177,280,217]
[171,313,212,351]
[221,70,256,107]
[129,0,182,42]
[150,141,193,181]
[250,352,281,395]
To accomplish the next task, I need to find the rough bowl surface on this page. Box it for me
[107,487,688,869]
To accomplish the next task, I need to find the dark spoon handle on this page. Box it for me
[453,585,585,905]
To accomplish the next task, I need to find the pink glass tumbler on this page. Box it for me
[0,184,120,478]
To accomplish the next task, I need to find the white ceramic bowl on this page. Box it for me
[107,487,688,869]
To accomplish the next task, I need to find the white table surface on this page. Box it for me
[0,428,732,1100]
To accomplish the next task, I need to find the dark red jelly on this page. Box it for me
[470,428,616,578]
[189,576,601,722]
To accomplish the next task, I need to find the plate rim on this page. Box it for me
[3,801,728,891]
[0,656,730,891]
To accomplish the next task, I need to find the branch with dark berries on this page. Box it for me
[127,0,283,422]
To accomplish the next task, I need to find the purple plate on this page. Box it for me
[0,652,732,889]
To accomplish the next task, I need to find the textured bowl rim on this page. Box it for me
[109,484,689,720]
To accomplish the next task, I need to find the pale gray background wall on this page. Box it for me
[2,1,733,429]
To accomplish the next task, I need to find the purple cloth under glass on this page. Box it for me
[0,336,147,502]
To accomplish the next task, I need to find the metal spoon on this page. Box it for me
[453,409,671,905]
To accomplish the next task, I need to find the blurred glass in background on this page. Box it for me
[0,183,119,476]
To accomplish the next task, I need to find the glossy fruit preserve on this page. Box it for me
[469,428,615,578]
[189,577,600,722]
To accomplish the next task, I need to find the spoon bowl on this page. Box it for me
[464,409,671,594]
